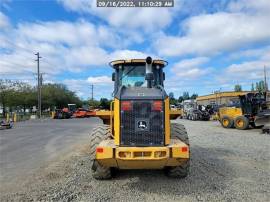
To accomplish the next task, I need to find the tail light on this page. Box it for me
[96,147,103,153]
[181,147,188,152]
[152,101,163,111]
[121,101,132,111]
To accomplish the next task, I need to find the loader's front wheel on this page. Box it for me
[165,123,190,178]
[90,125,112,180]
[221,116,234,128]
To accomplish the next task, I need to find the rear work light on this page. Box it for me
[152,101,163,111]
[121,101,132,111]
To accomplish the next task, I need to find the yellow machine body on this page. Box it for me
[94,97,189,170]
[218,107,243,119]
[96,138,189,169]
[93,58,189,170]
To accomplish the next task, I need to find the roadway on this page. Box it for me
[0,118,100,186]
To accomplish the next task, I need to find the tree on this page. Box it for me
[256,80,266,93]
[234,84,242,92]
[0,79,24,117]
[89,99,100,109]
[182,92,190,100]
[99,98,111,109]
[178,96,184,103]
[168,92,178,105]
[15,83,36,114]
[168,92,174,99]
[190,93,198,99]
[0,81,83,117]
[42,83,82,109]
[251,83,255,91]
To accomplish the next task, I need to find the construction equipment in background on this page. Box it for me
[72,108,95,118]
[170,105,183,119]
[255,91,270,134]
[255,110,270,134]
[218,92,268,130]
[91,57,190,179]
[0,120,13,130]
[53,103,76,119]
[68,104,76,112]
[53,108,72,119]
[52,103,97,119]
[183,100,210,121]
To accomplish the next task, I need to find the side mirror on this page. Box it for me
[112,72,115,81]
[163,72,165,80]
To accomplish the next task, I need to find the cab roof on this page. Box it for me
[109,59,168,68]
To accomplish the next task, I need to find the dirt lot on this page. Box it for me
[1,119,269,202]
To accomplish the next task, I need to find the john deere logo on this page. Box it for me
[138,121,147,130]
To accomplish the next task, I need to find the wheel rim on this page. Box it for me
[223,119,229,126]
[236,120,244,128]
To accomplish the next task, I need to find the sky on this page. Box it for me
[0,0,270,100]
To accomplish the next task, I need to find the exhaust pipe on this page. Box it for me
[145,56,153,88]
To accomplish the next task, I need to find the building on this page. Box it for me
[196,91,251,106]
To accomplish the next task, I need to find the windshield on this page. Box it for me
[120,65,146,87]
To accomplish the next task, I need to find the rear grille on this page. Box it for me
[120,100,164,146]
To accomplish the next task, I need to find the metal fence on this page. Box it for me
[2,112,52,122]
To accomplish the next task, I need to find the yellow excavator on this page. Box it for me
[90,57,189,179]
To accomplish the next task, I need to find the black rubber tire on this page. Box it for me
[90,125,112,180]
[165,123,190,178]
[234,116,249,130]
[221,116,234,128]
[58,113,63,119]
[170,123,189,145]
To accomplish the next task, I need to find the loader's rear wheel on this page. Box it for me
[221,116,234,128]
[165,123,190,178]
[234,116,249,130]
[90,125,112,180]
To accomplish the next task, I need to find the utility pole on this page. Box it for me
[35,52,42,119]
[91,84,94,101]
[264,65,268,91]
[40,73,43,86]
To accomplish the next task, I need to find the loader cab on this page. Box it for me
[109,57,169,147]
[110,58,167,96]
[239,93,266,115]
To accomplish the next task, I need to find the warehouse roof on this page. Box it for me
[196,91,252,101]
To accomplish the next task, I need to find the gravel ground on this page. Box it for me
[1,119,270,202]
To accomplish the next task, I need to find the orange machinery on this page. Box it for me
[73,108,96,118]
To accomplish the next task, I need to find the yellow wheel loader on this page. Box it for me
[90,57,190,179]
[218,93,268,130]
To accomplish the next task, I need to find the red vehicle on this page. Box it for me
[53,108,72,119]
[73,108,95,118]
[53,104,76,119]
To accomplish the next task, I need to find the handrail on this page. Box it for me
[110,100,114,136]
